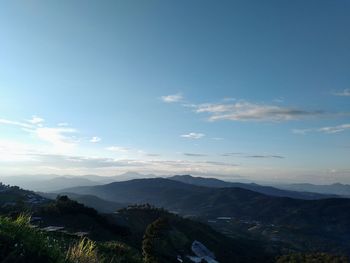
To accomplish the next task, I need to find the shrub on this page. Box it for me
[65,238,99,263]
[276,252,349,263]
[0,214,64,263]
[97,241,142,263]
[142,217,172,263]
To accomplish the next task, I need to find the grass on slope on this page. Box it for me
[0,214,142,263]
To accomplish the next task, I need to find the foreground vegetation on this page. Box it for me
[0,214,63,263]
[0,213,348,263]
[0,214,142,263]
[276,253,349,263]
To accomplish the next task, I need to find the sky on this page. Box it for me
[0,0,350,183]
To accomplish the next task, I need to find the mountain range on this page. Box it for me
[2,174,350,259]
[2,173,343,199]
[169,175,337,199]
[0,172,158,192]
[277,182,350,197]
[0,183,272,263]
[57,176,350,253]
[58,176,350,227]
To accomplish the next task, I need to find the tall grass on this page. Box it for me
[65,238,99,263]
[0,214,64,263]
[0,214,141,263]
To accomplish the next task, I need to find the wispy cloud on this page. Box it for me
[90,136,101,143]
[1,151,240,176]
[222,97,236,102]
[194,101,324,122]
[273,97,285,103]
[0,139,37,162]
[246,155,284,159]
[58,122,69,127]
[105,146,129,152]
[0,116,78,152]
[168,95,341,122]
[332,89,350,97]
[0,118,33,128]
[221,152,284,159]
[318,124,350,134]
[292,129,311,135]
[145,153,161,157]
[204,161,238,167]
[180,132,205,139]
[34,127,77,152]
[183,153,207,157]
[293,124,350,134]
[161,93,183,103]
[27,153,144,168]
[221,152,243,157]
[27,115,44,125]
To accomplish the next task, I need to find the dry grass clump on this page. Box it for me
[66,238,99,263]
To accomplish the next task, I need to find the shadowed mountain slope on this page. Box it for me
[169,175,338,200]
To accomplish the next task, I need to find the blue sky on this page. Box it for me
[0,0,350,183]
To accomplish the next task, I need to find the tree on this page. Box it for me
[142,217,170,263]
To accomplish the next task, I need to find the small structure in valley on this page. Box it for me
[187,240,219,263]
[41,226,65,232]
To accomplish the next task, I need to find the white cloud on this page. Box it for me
[105,146,129,152]
[246,155,284,159]
[292,129,311,135]
[0,118,33,128]
[0,116,81,153]
[183,153,207,157]
[318,124,350,134]
[34,127,77,152]
[222,97,236,102]
[146,153,160,157]
[90,136,101,143]
[58,122,69,127]
[221,152,243,156]
[18,153,239,175]
[181,132,205,139]
[293,124,350,134]
[27,154,137,168]
[194,101,323,122]
[0,139,35,162]
[332,89,350,97]
[28,115,45,125]
[273,97,284,103]
[161,93,183,103]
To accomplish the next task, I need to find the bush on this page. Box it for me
[0,214,64,263]
[276,252,349,263]
[142,217,173,263]
[97,241,142,263]
[0,214,142,263]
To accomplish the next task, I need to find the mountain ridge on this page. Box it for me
[169,175,339,199]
